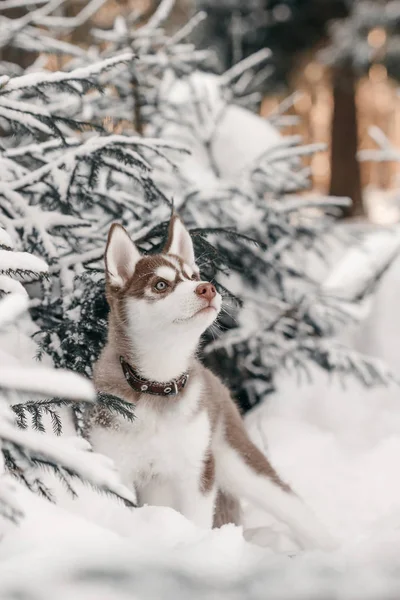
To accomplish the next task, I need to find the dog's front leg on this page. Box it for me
[174,477,217,529]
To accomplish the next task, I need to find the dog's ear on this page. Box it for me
[164,215,195,267]
[105,224,141,288]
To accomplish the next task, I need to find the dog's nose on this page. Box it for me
[195,282,216,302]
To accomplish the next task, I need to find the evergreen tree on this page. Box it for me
[194,0,348,88]
[322,0,400,216]
[0,290,136,523]
[0,148,137,511]
[0,0,396,435]
[194,0,400,217]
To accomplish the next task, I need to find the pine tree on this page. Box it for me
[0,289,136,524]
[0,0,396,430]
[321,0,400,216]
[194,0,400,216]
[0,153,136,514]
[193,0,348,88]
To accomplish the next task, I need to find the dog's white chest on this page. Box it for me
[90,380,210,489]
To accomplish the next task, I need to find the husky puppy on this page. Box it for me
[89,216,335,550]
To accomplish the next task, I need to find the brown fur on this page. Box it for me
[200,451,215,494]
[125,256,181,299]
[200,368,290,491]
[213,491,242,528]
[92,344,291,526]
[91,217,291,528]
[163,214,181,254]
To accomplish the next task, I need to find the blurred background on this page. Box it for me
[194,0,400,223]
[3,0,398,222]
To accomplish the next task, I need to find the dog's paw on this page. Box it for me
[299,527,340,552]
[244,525,301,553]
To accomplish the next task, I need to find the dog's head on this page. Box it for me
[105,216,222,353]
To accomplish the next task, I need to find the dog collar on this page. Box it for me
[119,357,189,397]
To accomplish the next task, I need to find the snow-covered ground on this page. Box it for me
[2,368,400,598]
[2,248,400,598]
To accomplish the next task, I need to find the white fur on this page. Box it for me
[214,440,337,550]
[182,265,193,279]
[90,378,214,528]
[126,277,221,381]
[163,255,181,270]
[155,266,176,282]
[167,218,196,268]
[106,225,140,288]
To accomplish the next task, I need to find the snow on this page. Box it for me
[4,52,134,92]
[156,71,291,199]
[0,248,48,276]
[141,0,175,32]
[0,228,13,250]
[349,250,400,376]
[245,366,400,543]
[35,0,107,29]
[0,419,135,506]
[168,11,207,46]
[221,48,272,84]
[364,186,400,225]
[0,294,29,329]
[213,105,283,177]
[5,368,400,599]
[0,366,95,400]
[322,225,400,301]
[0,275,27,296]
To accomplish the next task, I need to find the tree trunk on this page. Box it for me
[0,7,37,69]
[329,64,363,218]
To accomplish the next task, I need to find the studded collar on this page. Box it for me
[119,356,189,397]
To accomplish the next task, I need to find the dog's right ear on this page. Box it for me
[105,224,141,288]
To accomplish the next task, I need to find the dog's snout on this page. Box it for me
[195,282,216,302]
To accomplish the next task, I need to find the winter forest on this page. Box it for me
[1,0,400,598]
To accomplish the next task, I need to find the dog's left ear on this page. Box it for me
[164,215,196,267]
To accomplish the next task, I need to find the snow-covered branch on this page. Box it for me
[2,53,134,93]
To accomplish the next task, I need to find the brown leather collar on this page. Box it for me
[120,357,189,397]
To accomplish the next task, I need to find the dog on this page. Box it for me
[89,215,336,550]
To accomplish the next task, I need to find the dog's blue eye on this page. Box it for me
[155,280,168,291]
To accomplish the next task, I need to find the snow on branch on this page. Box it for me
[141,0,175,32]
[0,228,48,295]
[0,295,135,512]
[2,53,134,93]
[2,0,48,7]
[0,416,136,506]
[0,227,13,250]
[272,195,352,214]
[4,26,89,58]
[322,227,400,302]
[167,11,207,46]
[32,0,107,30]
[221,48,272,85]
[304,338,396,387]
[0,249,48,279]
[0,366,94,402]
[0,294,29,329]
[358,126,400,163]
[0,276,27,297]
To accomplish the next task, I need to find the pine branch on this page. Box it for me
[1,53,134,93]
[96,392,136,423]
